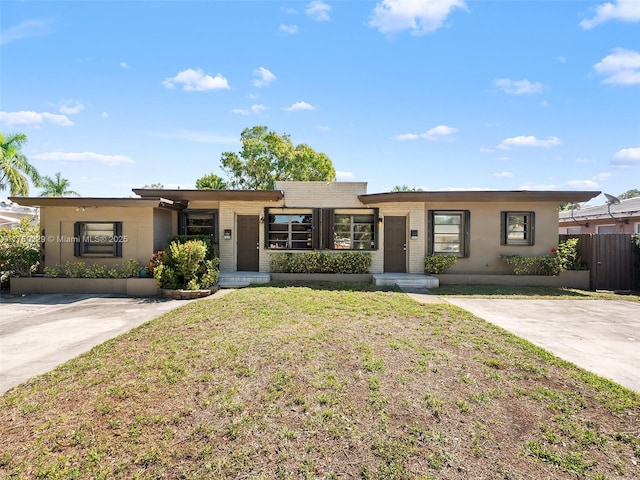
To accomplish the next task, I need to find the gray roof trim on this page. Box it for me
[359,190,600,204]
[8,196,181,209]
[133,188,284,202]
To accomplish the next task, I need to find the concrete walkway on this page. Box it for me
[402,288,640,393]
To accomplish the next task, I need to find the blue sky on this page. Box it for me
[1,0,639,204]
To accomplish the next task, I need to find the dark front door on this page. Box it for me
[384,216,406,273]
[237,215,260,271]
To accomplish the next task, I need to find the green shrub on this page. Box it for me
[424,254,457,274]
[42,260,142,279]
[152,240,220,290]
[269,251,372,274]
[501,239,582,276]
[0,219,40,284]
[166,235,218,260]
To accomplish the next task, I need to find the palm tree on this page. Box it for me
[0,132,42,196]
[39,172,80,197]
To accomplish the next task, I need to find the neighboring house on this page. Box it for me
[11,182,598,275]
[559,197,640,235]
[0,199,39,230]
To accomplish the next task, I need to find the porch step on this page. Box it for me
[218,272,271,289]
[372,273,439,289]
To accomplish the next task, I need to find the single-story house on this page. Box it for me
[0,199,39,230]
[559,197,640,235]
[11,182,599,279]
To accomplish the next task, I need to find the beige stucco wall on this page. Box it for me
[153,208,174,252]
[275,181,367,208]
[426,201,561,275]
[40,206,155,268]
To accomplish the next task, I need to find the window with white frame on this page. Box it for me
[74,222,123,257]
[566,227,581,234]
[502,211,535,246]
[333,214,375,250]
[267,213,313,249]
[635,222,640,234]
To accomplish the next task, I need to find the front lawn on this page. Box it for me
[1,285,638,479]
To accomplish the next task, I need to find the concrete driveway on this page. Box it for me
[0,293,198,394]
[445,298,640,393]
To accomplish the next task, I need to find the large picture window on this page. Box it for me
[333,214,375,250]
[73,222,123,257]
[267,213,313,249]
[429,211,470,257]
[501,212,535,245]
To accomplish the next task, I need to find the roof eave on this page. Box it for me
[132,188,284,202]
[358,191,601,204]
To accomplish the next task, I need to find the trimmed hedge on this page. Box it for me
[270,251,372,274]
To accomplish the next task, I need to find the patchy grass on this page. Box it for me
[1,285,638,479]
[435,284,640,302]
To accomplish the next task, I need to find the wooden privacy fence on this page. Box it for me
[560,234,639,291]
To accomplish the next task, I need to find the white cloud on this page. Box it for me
[316,125,329,131]
[480,146,495,153]
[306,1,332,21]
[59,100,85,115]
[394,125,457,141]
[120,61,130,69]
[336,171,355,180]
[251,104,269,114]
[580,0,640,29]
[280,24,299,34]
[283,101,316,111]
[0,19,52,45]
[0,110,73,127]
[593,48,640,85]
[612,147,640,167]
[395,133,420,141]
[557,56,567,64]
[493,172,513,178]
[33,151,134,165]
[493,78,545,95]
[497,135,562,150]
[101,112,109,118]
[253,67,276,87]
[425,125,457,138]
[368,0,467,36]
[162,68,230,91]
[232,104,269,116]
[498,156,510,161]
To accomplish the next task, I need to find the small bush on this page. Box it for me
[152,240,220,290]
[269,251,372,274]
[166,235,218,260]
[424,254,457,274]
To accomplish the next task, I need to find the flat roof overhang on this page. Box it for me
[358,190,601,204]
[132,189,284,202]
[9,197,186,210]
